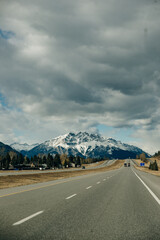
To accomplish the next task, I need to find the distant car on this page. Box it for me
[128,163,130,167]
[124,163,127,167]
[39,167,46,170]
[82,166,85,169]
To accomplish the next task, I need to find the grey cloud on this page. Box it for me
[0,0,160,153]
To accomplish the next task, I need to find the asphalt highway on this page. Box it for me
[0,162,159,240]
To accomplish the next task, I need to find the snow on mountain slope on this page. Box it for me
[41,132,138,153]
[24,132,149,159]
[10,142,39,152]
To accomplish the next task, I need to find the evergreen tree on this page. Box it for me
[47,153,53,168]
[18,153,24,165]
[42,156,47,164]
[149,160,158,171]
[31,156,33,162]
[11,156,18,167]
[5,153,11,169]
[54,153,61,168]
[76,156,81,167]
[33,155,38,163]
[154,160,158,171]
[69,155,74,163]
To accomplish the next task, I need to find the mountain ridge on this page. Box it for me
[10,142,39,152]
[10,132,150,159]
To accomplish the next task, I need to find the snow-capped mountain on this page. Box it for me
[17,132,149,159]
[10,143,39,152]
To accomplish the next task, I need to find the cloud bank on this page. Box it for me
[0,0,160,153]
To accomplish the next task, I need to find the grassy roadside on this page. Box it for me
[0,160,123,189]
[133,159,160,177]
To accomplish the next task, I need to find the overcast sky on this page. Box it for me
[0,0,160,154]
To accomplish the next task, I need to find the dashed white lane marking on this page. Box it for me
[97,181,100,184]
[13,211,44,226]
[66,194,77,200]
[86,186,92,190]
[133,170,160,206]
[103,179,106,181]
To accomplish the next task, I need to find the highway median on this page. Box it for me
[0,160,123,189]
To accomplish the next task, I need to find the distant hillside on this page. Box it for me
[11,132,150,159]
[0,142,19,157]
[0,141,21,169]
[154,151,160,158]
[10,142,39,156]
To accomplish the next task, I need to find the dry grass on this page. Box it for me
[150,157,160,167]
[133,159,160,177]
[134,159,150,167]
[83,160,106,168]
[0,160,123,189]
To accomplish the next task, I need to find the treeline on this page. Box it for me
[136,153,147,162]
[0,152,104,170]
[154,151,160,157]
[149,160,158,171]
[136,153,159,171]
[0,153,24,170]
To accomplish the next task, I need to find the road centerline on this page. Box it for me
[13,211,44,226]
[86,186,92,189]
[133,170,160,206]
[66,194,77,200]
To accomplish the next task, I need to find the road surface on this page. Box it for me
[0,162,159,240]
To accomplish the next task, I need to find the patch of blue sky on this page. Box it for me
[0,92,7,107]
[0,29,15,39]
[0,92,22,112]
[97,124,140,143]
[13,129,25,137]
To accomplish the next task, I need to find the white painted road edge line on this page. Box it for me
[66,194,77,200]
[13,211,44,226]
[97,181,100,184]
[133,170,160,206]
[86,186,92,189]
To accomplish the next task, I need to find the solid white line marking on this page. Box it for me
[86,186,92,189]
[66,194,77,200]
[133,170,160,206]
[97,181,100,184]
[13,211,44,226]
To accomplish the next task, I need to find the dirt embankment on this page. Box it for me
[0,160,124,189]
[133,159,160,177]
